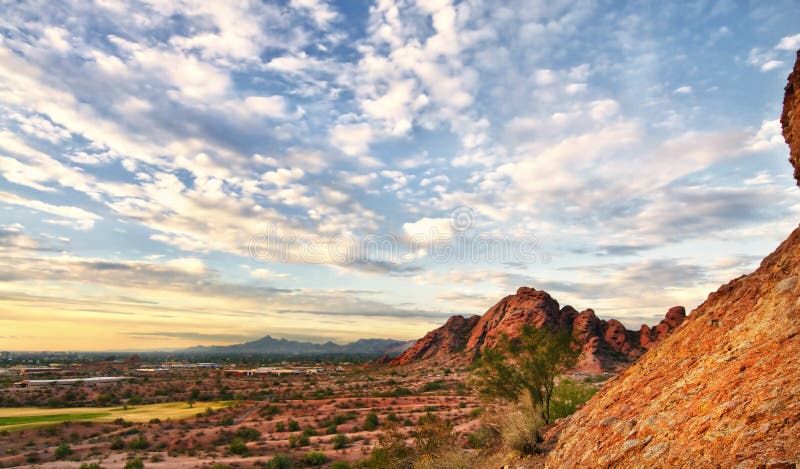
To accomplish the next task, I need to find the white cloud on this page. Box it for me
[673,86,692,94]
[775,33,800,51]
[330,123,373,156]
[245,95,288,118]
[290,0,338,27]
[761,60,784,72]
[0,191,101,229]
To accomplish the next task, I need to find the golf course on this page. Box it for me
[0,401,234,432]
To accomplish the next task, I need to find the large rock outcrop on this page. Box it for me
[544,50,800,469]
[390,314,479,365]
[391,287,684,372]
[782,50,800,186]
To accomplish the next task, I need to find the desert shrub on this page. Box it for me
[332,433,349,449]
[209,464,229,469]
[55,443,73,459]
[287,419,300,431]
[78,463,104,469]
[228,437,248,455]
[303,451,328,466]
[123,457,144,469]
[422,380,446,392]
[549,378,598,420]
[363,412,379,431]
[330,461,351,469]
[302,427,317,437]
[326,423,338,434]
[387,412,399,423]
[466,428,491,449]
[265,454,293,469]
[219,416,234,426]
[414,448,473,469]
[236,426,261,441]
[500,396,544,456]
[288,434,309,448]
[413,412,454,456]
[359,424,412,468]
[127,435,149,450]
[275,421,286,432]
[109,436,124,450]
[469,407,484,418]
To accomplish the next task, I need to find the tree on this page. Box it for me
[475,325,580,424]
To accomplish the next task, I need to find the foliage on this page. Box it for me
[332,433,349,449]
[123,457,144,469]
[236,426,261,441]
[363,412,379,431]
[288,434,309,448]
[465,427,491,449]
[474,325,580,423]
[331,461,351,469]
[78,463,104,469]
[264,454,293,469]
[499,394,544,456]
[127,435,149,450]
[54,442,73,460]
[287,419,300,431]
[303,451,328,466]
[549,378,599,420]
[228,437,248,455]
[110,436,124,450]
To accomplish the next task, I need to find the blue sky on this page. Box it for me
[0,0,799,350]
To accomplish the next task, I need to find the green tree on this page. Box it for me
[475,325,580,423]
[265,454,293,469]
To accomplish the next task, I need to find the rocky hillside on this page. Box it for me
[544,50,800,468]
[391,286,685,372]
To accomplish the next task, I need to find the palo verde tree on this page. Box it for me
[475,324,580,424]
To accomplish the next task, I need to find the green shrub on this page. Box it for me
[54,443,73,460]
[110,436,124,450]
[265,454,292,469]
[228,437,248,455]
[78,463,104,469]
[332,433,349,449]
[287,419,300,431]
[127,436,149,450]
[123,457,144,469]
[235,426,261,441]
[288,434,309,448]
[549,378,598,420]
[275,421,286,432]
[326,423,338,434]
[303,451,328,466]
[363,412,379,431]
[330,461,351,469]
[501,397,544,456]
[466,428,491,449]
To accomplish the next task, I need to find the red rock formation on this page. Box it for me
[782,49,800,186]
[464,287,561,353]
[545,50,800,469]
[389,314,479,365]
[640,305,686,347]
[391,287,685,372]
[374,353,391,365]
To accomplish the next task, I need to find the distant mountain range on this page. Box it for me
[184,335,415,357]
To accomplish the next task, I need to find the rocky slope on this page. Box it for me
[783,50,800,186]
[390,286,684,372]
[544,50,800,469]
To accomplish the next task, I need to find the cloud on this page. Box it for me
[673,86,692,94]
[775,33,800,50]
[0,191,101,230]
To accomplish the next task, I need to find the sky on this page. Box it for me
[0,0,799,351]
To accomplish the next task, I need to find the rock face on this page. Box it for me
[782,50,800,186]
[545,51,800,469]
[391,286,683,372]
[390,314,479,365]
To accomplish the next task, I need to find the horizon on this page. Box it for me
[1,1,800,351]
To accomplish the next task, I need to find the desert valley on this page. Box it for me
[1,1,799,468]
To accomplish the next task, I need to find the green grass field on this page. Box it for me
[0,401,235,432]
